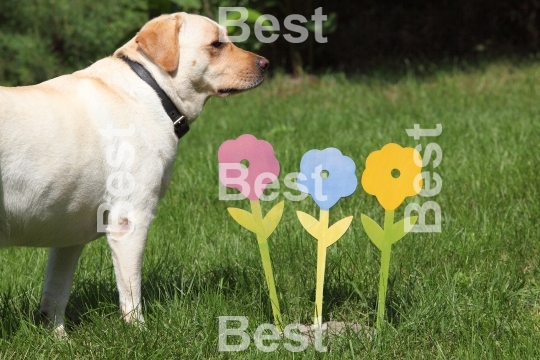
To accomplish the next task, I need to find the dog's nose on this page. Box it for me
[257,57,269,71]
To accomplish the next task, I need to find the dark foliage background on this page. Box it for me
[1,0,539,85]
[322,0,540,70]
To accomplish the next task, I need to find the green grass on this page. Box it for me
[1,60,540,358]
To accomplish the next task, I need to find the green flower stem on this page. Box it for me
[376,209,394,329]
[250,200,283,332]
[314,209,329,328]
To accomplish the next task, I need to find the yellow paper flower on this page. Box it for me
[361,143,423,210]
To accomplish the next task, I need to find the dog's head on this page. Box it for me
[116,13,268,120]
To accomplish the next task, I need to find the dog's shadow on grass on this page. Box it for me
[0,257,281,338]
[0,261,413,338]
[64,260,261,330]
[319,272,415,328]
[0,269,414,339]
[0,288,36,339]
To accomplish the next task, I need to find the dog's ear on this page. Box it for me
[136,14,184,72]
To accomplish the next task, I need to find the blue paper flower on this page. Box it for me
[297,148,358,210]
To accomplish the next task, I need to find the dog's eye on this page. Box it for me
[211,40,224,49]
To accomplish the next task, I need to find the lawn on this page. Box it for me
[0,60,539,358]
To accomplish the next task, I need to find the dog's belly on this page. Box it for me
[0,213,101,248]
[0,165,106,248]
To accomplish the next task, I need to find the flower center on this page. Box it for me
[391,168,400,178]
[320,170,330,179]
[240,159,250,169]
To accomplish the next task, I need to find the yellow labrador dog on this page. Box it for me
[0,12,268,335]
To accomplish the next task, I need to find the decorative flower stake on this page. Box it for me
[360,143,423,329]
[218,134,285,331]
[296,148,358,328]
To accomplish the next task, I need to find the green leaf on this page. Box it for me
[326,216,353,247]
[246,9,265,24]
[305,12,338,34]
[296,211,322,240]
[225,8,273,35]
[227,207,256,233]
[170,0,202,10]
[389,216,418,244]
[224,8,265,23]
[262,201,285,238]
[361,214,384,250]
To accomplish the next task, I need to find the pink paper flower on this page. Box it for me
[218,134,280,200]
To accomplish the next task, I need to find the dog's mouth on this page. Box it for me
[217,76,265,97]
[218,88,243,95]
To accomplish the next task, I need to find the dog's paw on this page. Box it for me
[34,310,70,340]
[124,313,147,332]
[53,324,68,339]
[122,307,146,327]
[133,319,148,332]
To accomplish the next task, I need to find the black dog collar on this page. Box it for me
[119,55,189,139]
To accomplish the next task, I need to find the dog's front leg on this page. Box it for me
[40,244,86,336]
[106,220,148,324]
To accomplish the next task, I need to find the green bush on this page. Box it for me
[0,0,146,86]
[2,0,540,85]
[0,32,58,86]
